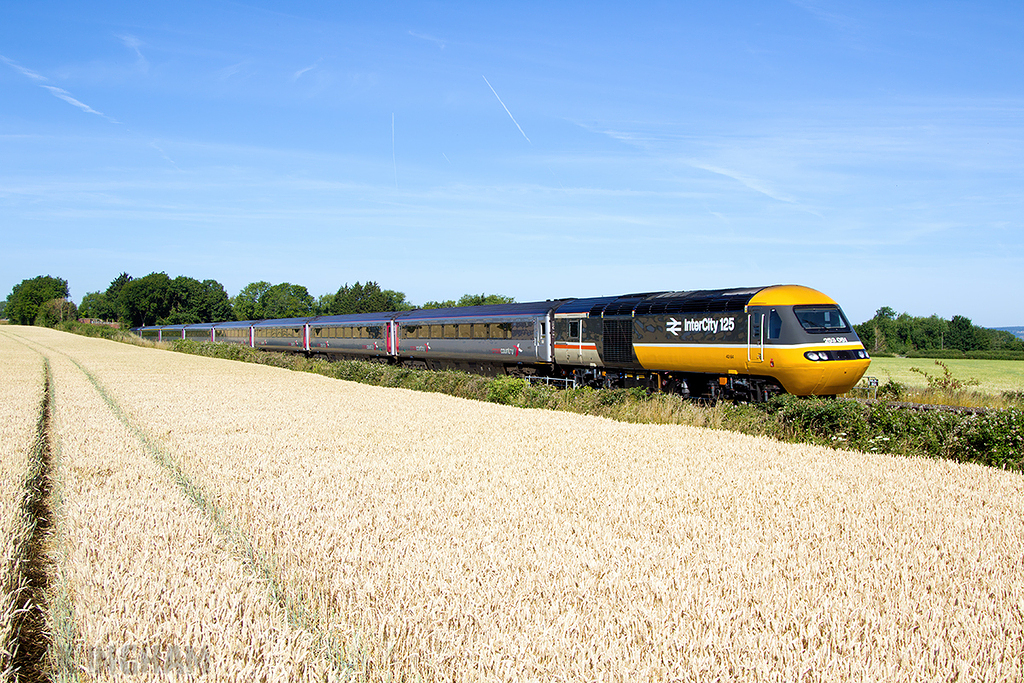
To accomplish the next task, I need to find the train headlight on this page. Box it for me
[858,350,868,359]
[805,351,820,361]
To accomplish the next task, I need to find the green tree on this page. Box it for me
[35,298,78,327]
[105,273,132,319]
[913,315,949,350]
[234,281,272,320]
[315,293,335,316]
[421,293,515,309]
[5,275,70,325]
[78,291,107,319]
[199,279,234,322]
[118,273,173,327]
[420,299,458,309]
[947,315,977,352]
[456,293,515,307]
[261,283,315,319]
[330,282,411,315]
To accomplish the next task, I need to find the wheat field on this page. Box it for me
[3,326,1024,681]
[0,335,46,680]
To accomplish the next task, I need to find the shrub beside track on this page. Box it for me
[170,339,1024,471]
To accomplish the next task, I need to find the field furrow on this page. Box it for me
[10,327,1024,682]
[0,331,47,680]
[8,328,349,681]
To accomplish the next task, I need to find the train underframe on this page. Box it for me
[537,364,783,403]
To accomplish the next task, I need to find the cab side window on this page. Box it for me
[769,310,782,340]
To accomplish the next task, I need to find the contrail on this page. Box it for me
[392,113,398,189]
[41,85,118,122]
[2,54,118,122]
[482,75,530,144]
[1,55,46,81]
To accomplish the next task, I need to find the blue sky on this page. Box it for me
[2,1,1021,326]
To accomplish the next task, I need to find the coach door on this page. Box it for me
[569,319,583,364]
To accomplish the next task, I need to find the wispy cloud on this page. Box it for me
[408,31,445,49]
[292,58,322,80]
[150,141,182,171]
[3,54,118,122]
[216,61,249,80]
[117,34,148,71]
[788,0,860,33]
[688,161,796,204]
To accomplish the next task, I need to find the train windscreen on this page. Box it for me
[793,306,850,333]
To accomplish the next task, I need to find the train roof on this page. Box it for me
[400,300,568,322]
[311,312,403,325]
[551,287,769,317]
[250,316,317,327]
[634,287,766,315]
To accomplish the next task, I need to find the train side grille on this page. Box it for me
[602,318,634,364]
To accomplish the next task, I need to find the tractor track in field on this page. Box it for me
[3,359,55,683]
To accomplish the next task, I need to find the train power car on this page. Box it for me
[132,284,870,400]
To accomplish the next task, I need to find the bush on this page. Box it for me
[877,379,906,401]
[56,320,125,341]
[487,376,527,405]
[946,409,1024,469]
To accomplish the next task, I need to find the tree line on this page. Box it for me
[1,272,514,329]
[854,307,1023,355]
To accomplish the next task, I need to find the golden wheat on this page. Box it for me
[8,327,347,681]
[17,327,1020,682]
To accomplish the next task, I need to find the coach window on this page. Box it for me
[474,323,488,339]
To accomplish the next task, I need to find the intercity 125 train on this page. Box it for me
[133,284,871,401]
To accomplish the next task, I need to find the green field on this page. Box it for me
[862,357,1024,394]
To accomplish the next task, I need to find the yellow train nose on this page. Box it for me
[776,358,871,395]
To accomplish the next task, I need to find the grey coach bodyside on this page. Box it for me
[308,312,403,359]
[396,301,565,367]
